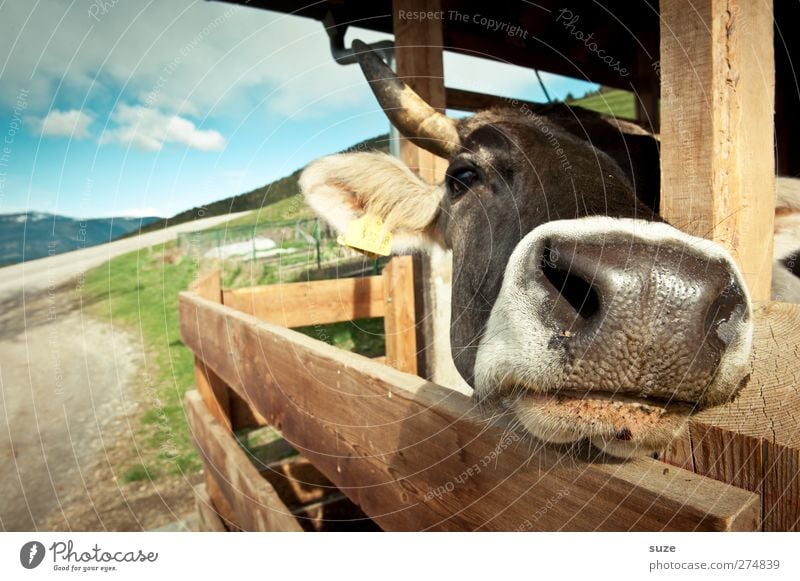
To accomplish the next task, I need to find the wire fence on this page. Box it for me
[177,218,325,265]
[179,218,384,288]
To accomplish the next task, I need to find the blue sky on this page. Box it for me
[0,0,598,219]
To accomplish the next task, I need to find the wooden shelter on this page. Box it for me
[181,0,800,531]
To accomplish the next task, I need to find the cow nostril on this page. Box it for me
[704,280,748,346]
[540,245,600,320]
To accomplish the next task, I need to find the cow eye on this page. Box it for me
[447,167,479,197]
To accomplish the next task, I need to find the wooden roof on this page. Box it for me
[222,0,659,91]
[220,0,799,177]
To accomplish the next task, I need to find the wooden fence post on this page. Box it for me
[659,0,775,301]
[187,269,238,528]
[189,270,231,427]
[392,0,463,388]
[382,256,417,375]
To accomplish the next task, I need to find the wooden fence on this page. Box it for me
[174,0,800,533]
[181,262,800,531]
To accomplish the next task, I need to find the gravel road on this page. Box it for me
[0,213,246,530]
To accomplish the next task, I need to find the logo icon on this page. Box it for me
[20,541,45,569]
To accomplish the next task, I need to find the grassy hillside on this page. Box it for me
[218,88,636,230]
[129,87,634,238]
[220,194,313,228]
[132,133,391,236]
[569,88,636,119]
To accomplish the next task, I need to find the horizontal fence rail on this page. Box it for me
[180,290,762,531]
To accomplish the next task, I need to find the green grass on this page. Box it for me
[570,89,636,119]
[82,239,386,482]
[122,463,156,483]
[294,318,385,358]
[220,194,314,229]
[82,243,202,480]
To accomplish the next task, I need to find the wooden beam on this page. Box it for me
[189,271,264,432]
[291,494,380,532]
[634,40,660,133]
[179,291,760,531]
[189,270,230,424]
[393,0,450,382]
[662,302,800,530]
[445,87,516,113]
[193,484,227,532]
[659,0,775,300]
[186,390,303,532]
[382,256,417,375]
[222,276,385,328]
[258,456,335,508]
[187,270,241,527]
[193,357,231,431]
[446,87,644,125]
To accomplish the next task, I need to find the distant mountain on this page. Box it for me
[0,212,159,266]
[131,133,391,236]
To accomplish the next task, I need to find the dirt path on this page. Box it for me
[0,217,239,530]
[0,288,139,529]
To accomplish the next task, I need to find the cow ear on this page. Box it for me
[299,152,444,252]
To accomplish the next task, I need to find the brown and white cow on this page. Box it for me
[300,40,781,459]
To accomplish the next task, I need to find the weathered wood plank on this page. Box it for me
[382,256,417,375]
[692,303,800,446]
[180,291,760,531]
[660,0,775,300]
[763,443,800,531]
[446,87,523,113]
[259,456,335,508]
[193,358,231,431]
[190,269,264,431]
[187,270,240,526]
[185,390,303,532]
[189,270,230,426]
[291,494,380,532]
[189,269,222,302]
[686,423,763,500]
[222,276,385,328]
[660,302,800,530]
[193,484,227,532]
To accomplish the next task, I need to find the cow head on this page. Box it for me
[300,41,754,459]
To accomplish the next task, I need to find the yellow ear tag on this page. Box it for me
[337,214,393,256]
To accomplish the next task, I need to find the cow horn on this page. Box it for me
[352,39,460,159]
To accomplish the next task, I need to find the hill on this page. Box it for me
[133,133,392,235]
[0,212,159,266]
[134,87,635,234]
[566,87,636,119]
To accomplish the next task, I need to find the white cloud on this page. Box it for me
[1,1,597,131]
[31,109,93,138]
[99,104,226,152]
[0,1,379,120]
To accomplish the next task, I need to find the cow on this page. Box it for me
[300,40,792,459]
[774,177,800,303]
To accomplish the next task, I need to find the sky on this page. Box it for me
[0,0,598,219]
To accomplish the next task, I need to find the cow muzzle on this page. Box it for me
[473,217,754,459]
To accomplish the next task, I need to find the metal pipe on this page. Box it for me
[323,12,394,65]
[323,12,399,158]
